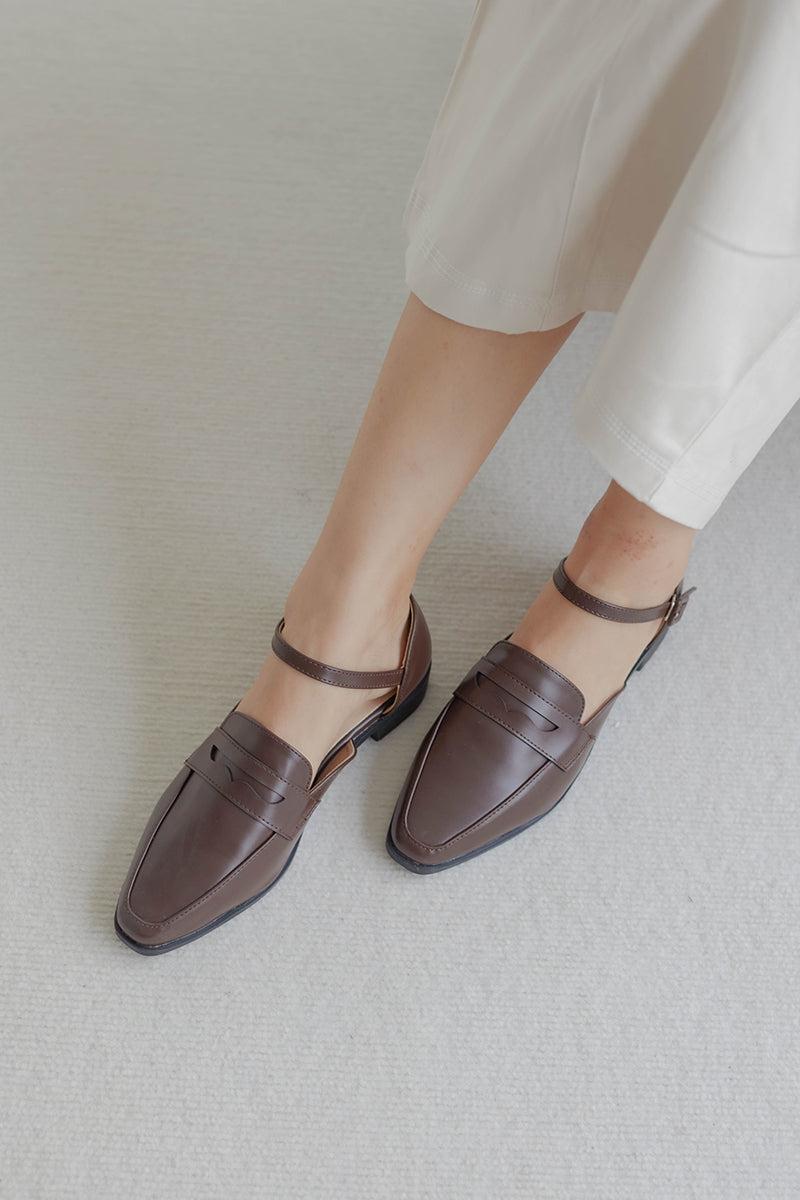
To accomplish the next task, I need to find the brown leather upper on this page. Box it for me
[116,594,432,951]
[387,566,695,871]
[124,709,322,930]
[454,640,594,768]
[389,639,606,860]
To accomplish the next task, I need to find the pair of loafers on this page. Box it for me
[115,559,695,954]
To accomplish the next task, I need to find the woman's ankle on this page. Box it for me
[564,480,696,606]
[281,558,416,669]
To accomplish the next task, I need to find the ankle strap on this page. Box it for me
[271,618,406,689]
[552,557,695,625]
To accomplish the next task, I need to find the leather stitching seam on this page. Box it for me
[276,659,402,689]
[458,694,589,770]
[559,588,651,622]
[484,663,580,725]
[404,744,594,856]
[123,833,289,930]
[196,731,309,802]
[183,760,307,840]
[273,627,403,689]
[225,711,313,787]
[495,644,585,711]
[126,756,356,932]
[211,729,310,805]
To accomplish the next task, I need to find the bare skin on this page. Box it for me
[236,292,696,777]
[508,480,695,721]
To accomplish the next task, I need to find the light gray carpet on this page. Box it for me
[2,2,798,1198]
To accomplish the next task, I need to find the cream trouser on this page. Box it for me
[402,0,800,528]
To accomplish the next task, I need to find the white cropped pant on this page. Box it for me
[402,0,800,528]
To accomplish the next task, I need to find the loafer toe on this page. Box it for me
[115,717,308,954]
[387,637,604,873]
[389,693,552,869]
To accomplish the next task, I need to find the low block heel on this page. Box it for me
[630,624,670,674]
[370,665,431,742]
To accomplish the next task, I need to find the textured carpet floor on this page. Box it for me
[2,2,799,1198]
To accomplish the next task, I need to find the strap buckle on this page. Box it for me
[664,585,696,626]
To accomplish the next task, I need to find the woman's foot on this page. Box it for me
[385,482,698,875]
[235,582,412,779]
[508,481,696,722]
[116,581,432,954]
[508,578,664,722]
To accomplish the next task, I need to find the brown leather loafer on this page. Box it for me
[386,559,695,873]
[115,596,432,953]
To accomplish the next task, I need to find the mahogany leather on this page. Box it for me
[387,566,695,872]
[116,595,432,952]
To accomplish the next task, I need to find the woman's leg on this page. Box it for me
[509,479,697,721]
[237,292,583,775]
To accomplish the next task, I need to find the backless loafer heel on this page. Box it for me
[386,559,695,874]
[115,596,432,954]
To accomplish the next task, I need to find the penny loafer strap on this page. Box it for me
[271,616,407,689]
[553,557,696,625]
[185,726,320,840]
[454,657,593,771]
